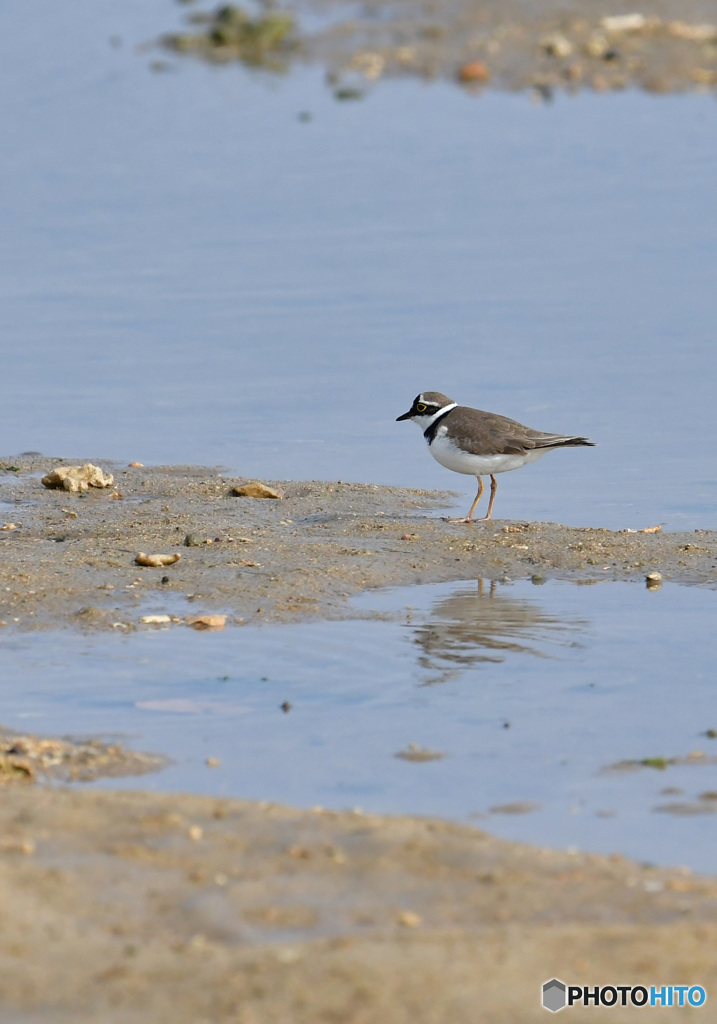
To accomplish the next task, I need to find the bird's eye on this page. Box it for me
[416,403,427,413]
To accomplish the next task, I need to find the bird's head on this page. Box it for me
[396,392,457,428]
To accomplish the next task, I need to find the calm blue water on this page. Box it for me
[1,579,716,872]
[0,1,716,528]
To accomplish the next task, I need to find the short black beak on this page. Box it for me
[396,409,413,421]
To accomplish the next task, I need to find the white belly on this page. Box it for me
[428,430,548,476]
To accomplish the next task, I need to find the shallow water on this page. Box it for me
[1,1,716,528]
[2,578,716,872]
[1,2,716,873]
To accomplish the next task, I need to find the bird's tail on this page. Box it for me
[538,435,596,449]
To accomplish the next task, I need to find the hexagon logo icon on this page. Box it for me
[542,978,567,1012]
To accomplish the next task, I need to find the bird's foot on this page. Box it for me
[445,515,492,524]
[444,516,489,524]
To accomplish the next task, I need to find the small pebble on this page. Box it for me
[458,59,491,83]
[396,910,422,928]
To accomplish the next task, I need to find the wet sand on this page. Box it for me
[1,458,714,632]
[2,784,717,1023]
[162,0,717,96]
[2,458,716,1019]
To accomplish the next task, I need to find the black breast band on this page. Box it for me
[423,408,453,444]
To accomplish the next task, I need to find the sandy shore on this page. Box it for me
[1,784,717,1022]
[0,457,714,632]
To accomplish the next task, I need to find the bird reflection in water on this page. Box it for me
[411,578,585,685]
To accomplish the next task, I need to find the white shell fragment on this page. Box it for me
[135,552,181,568]
[601,13,649,33]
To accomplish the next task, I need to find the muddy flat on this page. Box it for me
[0,458,714,632]
[163,0,717,97]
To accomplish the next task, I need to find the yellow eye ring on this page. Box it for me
[416,403,427,413]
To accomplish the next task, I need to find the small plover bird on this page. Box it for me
[397,392,595,522]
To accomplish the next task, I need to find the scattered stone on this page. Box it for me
[668,21,717,42]
[184,533,210,546]
[0,727,163,783]
[232,482,282,499]
[135,553,181,568]
[0,754,35,783]
[74,606,107,624]
[489,801,541,815]
[41,464,114,493]
[540,33,573,58]
[394,742,445,763]
[458,60,491,84]
[349,50,385,79]
[645,571,662,590]
[601,14,649,35]
[186,614,227,631]
[129,462,144,467]
[584,33,610,58]
[396,910,422,928]
[140,615,172,625]
[640,525,662,534]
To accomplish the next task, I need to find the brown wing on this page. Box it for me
[447,407,594,456]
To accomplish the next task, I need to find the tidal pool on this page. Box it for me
[1,577,716,871]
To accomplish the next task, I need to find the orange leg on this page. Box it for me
[448,474,498,524]
[482,474,498,521]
